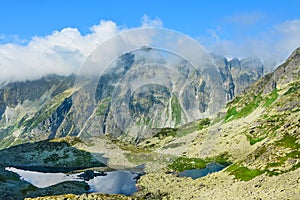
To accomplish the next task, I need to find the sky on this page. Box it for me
[1,0,300,82]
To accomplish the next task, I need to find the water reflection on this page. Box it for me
[88,171,137,195]
[6,167,79,188]
[5,167,138,195]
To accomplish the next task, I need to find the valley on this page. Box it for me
[0,47,299,199]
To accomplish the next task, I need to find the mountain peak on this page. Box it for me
[288,47,300,61]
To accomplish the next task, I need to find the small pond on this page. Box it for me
[179,162,225,179]
[6,167,139,196]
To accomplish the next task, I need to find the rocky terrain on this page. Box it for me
[0,48,299,199]
[0,49,264,148]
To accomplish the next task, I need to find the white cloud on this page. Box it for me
[141,15,163,27]
[0,20,122,82]
[0,17,166,83]
[203,19,300,71]
[273,20,300,55]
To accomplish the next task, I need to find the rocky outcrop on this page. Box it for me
[212,54,264,101]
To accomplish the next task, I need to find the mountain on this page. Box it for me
[0,74,75,148]
[0,48,298,199]
[0,50,264,148]
[212,55,264,101]
[131,47,300,199]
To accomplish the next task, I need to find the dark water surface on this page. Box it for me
[179,162,225,179]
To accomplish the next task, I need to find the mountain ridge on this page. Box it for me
[0,48,299,199]
[0,53,264,148]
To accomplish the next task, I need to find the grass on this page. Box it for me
[247,136,266,145]
[225,88,280,122]
[227,164,264,181]
[284,81,300,95]
[24,90,72,131]
[224,107,238,121]
[96,97,111,116]
[225,95,262,121]
[266,150,299,169]
[168,157,207,172]
[151,118,210,140]
[168,153,232,172]
[264,89,279,107]
[197,118,210,130]
[276,134,300,149]
[171,95,181,126]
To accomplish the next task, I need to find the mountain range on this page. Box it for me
[0,51,264,148]
[0,47,299,199]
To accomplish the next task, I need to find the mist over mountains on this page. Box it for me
[0,48,265,148]
[1,18,300,83]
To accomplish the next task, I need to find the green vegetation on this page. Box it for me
[227,164,264,181]
[152,118,210,140]
[168,153,232,172]
[247,135,266,145]
[276,134,300,149]
[21,184,37,196]
[171,95,181,126]
[284,81,300,95]
[96,97,111,116]
[154,128,178,138]
[197,118,210,130]
[225,94,263,122]
[168,157,207,172]
[50,136,82,146]
[267,150,299,169]
[264,89,279,107]
[0,136,16,149]
[24,90,72,131]
[0,140,104,171]
[224,107,238,121]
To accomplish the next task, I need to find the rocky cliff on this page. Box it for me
[0,50,264,148]
[212,55,264,101]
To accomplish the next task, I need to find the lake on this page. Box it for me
[179,162,225,179]
[6,167,139,196]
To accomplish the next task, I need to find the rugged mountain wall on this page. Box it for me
[0,51,264,148]
[212,55,264,101]
[132,47,300,199]
[0,75,75,147]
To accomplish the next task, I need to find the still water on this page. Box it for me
[179,162,225,179]
[6,167,138,195]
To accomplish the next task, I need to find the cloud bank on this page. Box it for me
[1,13,300,83]
[0,16,163,83]
[0,20,120,82]
[202,16,300,71]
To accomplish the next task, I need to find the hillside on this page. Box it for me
[131,47,300,199]
[0,48,299,199]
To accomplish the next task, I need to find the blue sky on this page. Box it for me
[1,0,300,41]
[1,0,300,82]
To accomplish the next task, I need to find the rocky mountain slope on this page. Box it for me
[0,48,298,199]
[131,47,300,199]
[0,50,264,148]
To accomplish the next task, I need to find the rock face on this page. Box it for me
[0,50,264,147]
[212,55,264,101]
